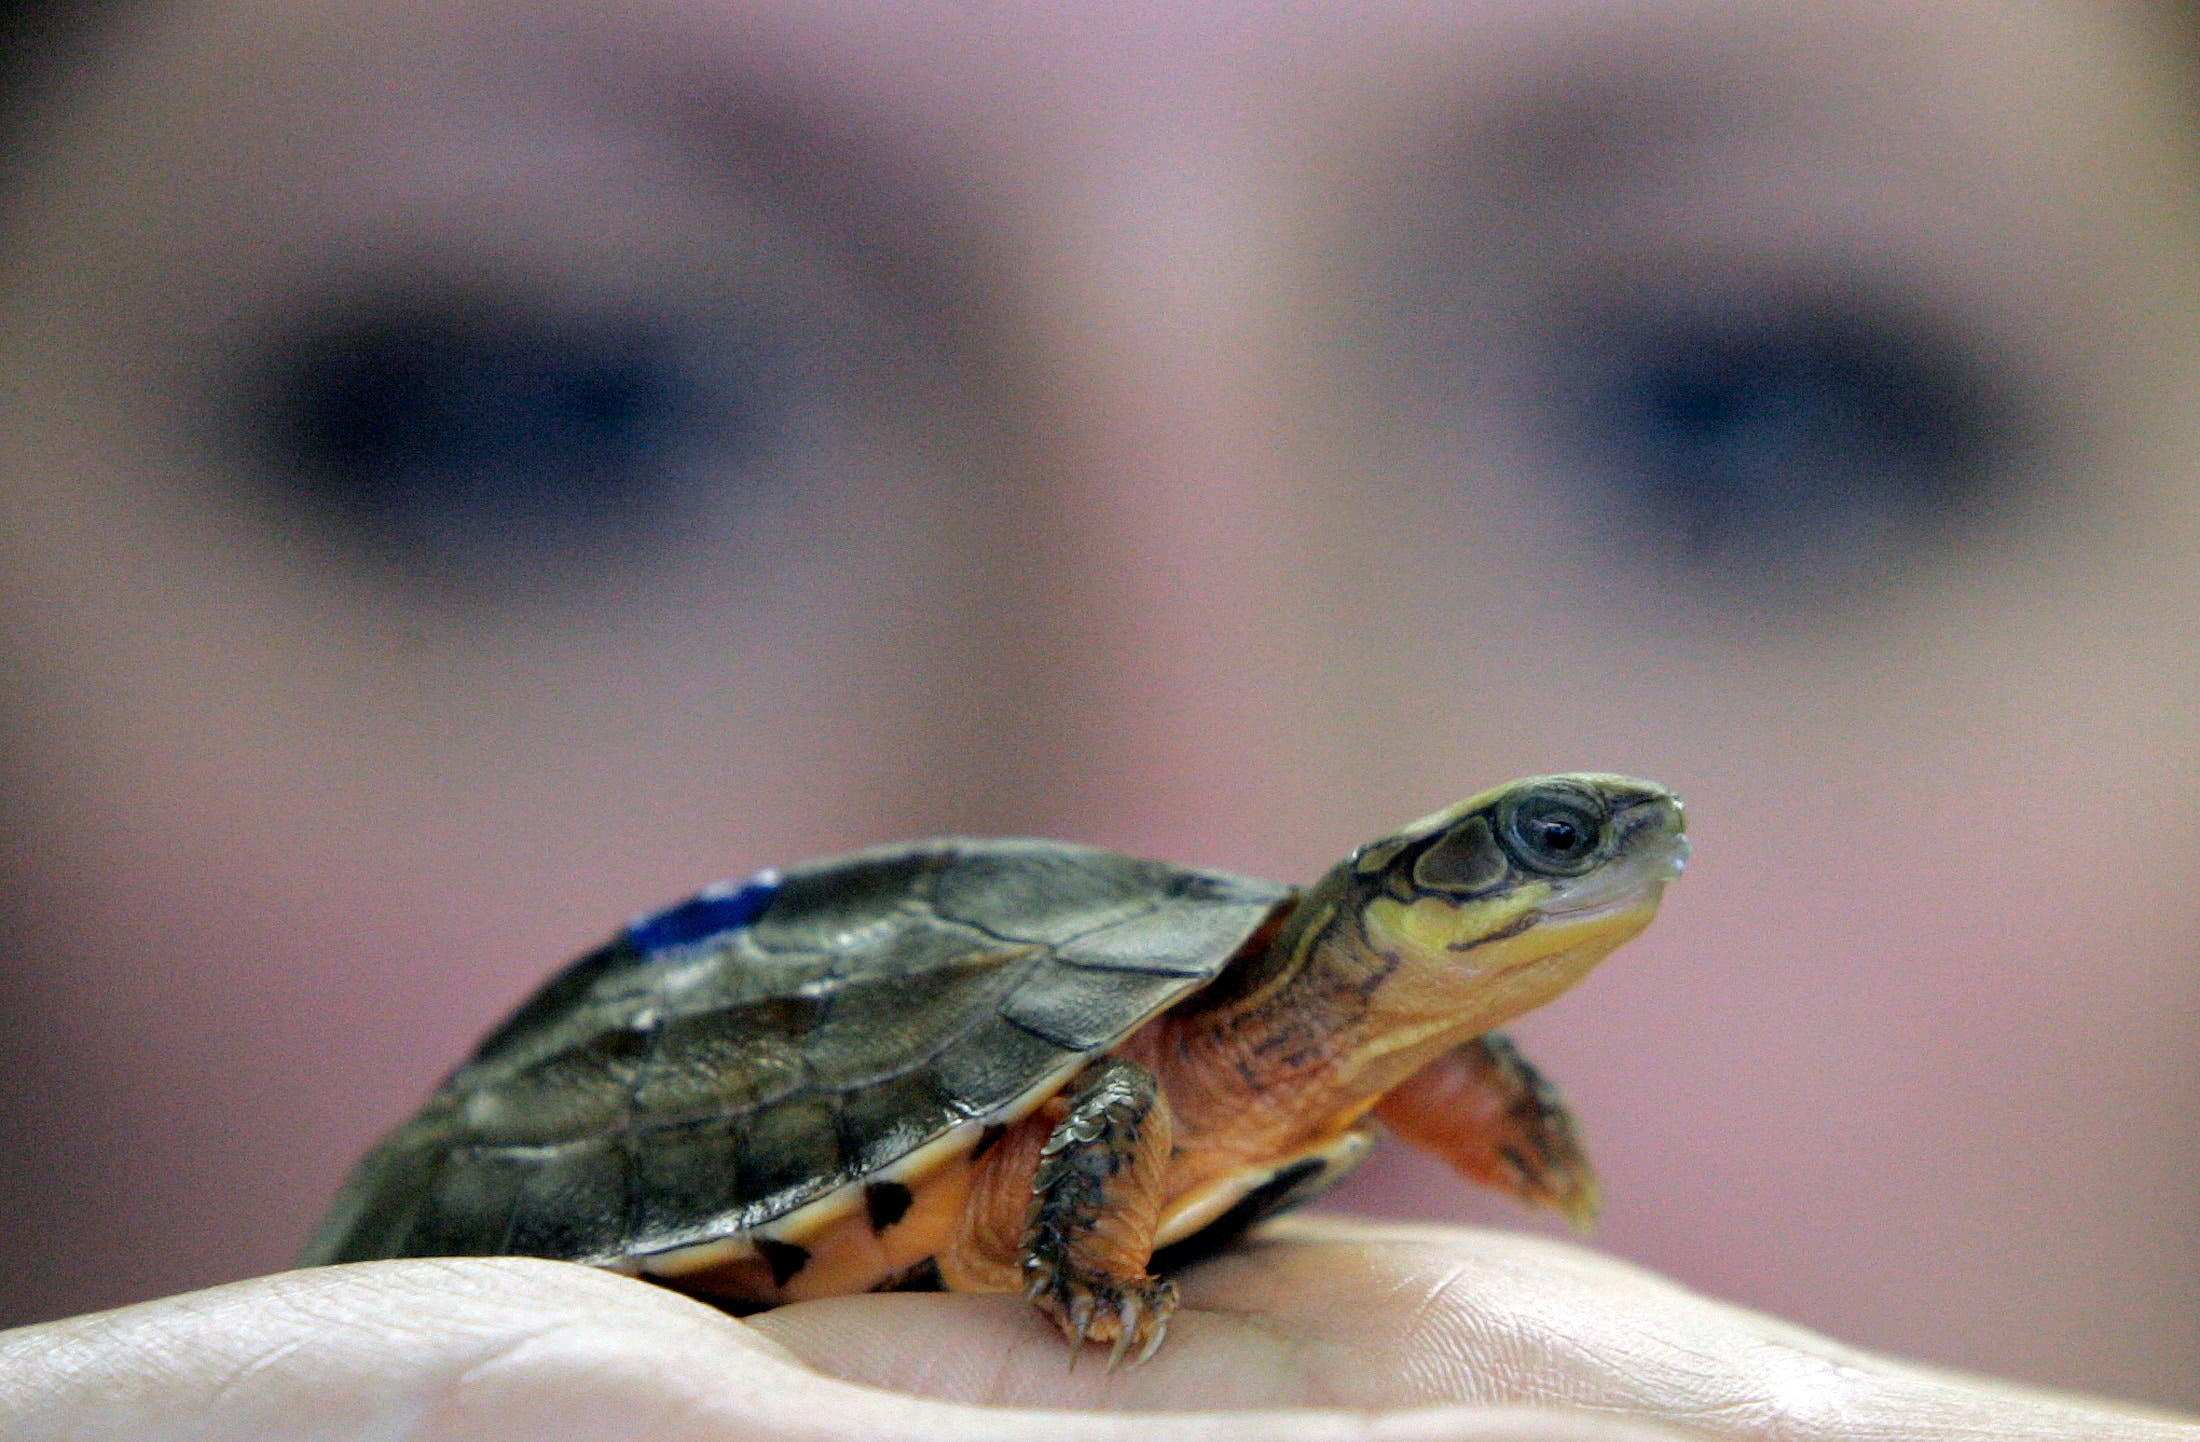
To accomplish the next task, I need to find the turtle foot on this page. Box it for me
[1018,1055,1179,1366]
[1477,1041,1601,1231]
[1026,1267,1178,1370]
[1376,1031,1602,1232]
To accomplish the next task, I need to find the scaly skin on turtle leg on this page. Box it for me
[1374,1031,1601,1230]
[1020,1054,1179,1369]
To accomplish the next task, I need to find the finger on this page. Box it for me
[754,1219,2199,1440]
[1186,1217,2200,1441]
[0,1257,1687,1442]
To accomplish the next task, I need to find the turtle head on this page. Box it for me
[1335,774,1687,1033]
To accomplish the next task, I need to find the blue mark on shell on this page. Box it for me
[625,871,781,954]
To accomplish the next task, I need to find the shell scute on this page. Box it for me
[733,1095,844,1212]
[930,845,1181,944]
[302,837,1294,1270]
[305,1125,446,1261]
[499,1137,632,1259]
[633,1114,747,1244]
[461,1025,650,1147]
[746,848,946,951]
[461,938,652,1075]
[999,959,1195,1052]
[930,1012,1085,1116]
[800,940,1041,1091]
[1054,891,1286,976]
[833,1068,959,1177]
[631,1002,813,1123]
[414,1136,629,1263]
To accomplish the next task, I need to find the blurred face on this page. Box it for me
[4,0,2198,1408]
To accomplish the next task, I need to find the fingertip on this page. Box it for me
[1361,1409,1697,1442]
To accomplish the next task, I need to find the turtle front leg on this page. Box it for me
[1021,1054,1178,1368]
[1374,1031,1600,1229]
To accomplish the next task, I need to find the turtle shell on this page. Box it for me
[301,838,1293,1272]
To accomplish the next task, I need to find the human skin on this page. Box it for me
[3,0,2200,1418]
[6,1220,2196,1441]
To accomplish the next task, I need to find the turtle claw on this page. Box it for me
[1068,1291,1097,1343]
[1105,1295,1143,1372]
[1029,1270,1178,1370]
[1108,1278,1177,1369]
[1134,1312,1170,1368]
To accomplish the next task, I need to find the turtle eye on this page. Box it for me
[1498,790,1607,876]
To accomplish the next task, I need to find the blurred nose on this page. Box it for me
[1006,120,1330,873]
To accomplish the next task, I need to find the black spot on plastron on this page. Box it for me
[684,1292,772,1318]
[756,1237,811,1287]
[863,1180,914,1232]
[874,1256,944,1292]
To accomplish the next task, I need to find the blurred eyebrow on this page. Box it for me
[1468,53,1748,207]
[1486,72,1708,192]
[593,57,1005,359]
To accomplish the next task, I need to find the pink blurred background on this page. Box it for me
[2,0,2198,1412]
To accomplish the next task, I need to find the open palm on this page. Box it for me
[4,1217,2189,1441]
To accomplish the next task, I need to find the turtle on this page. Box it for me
[302,772,1687,1365]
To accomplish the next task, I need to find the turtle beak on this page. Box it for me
[1616,789,1688,879]
[1626,796,1689,882]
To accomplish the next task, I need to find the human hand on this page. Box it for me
[4,1216,2189,1441]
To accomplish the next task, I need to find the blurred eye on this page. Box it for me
[1556,297,2013,602]
[246,289,781,596]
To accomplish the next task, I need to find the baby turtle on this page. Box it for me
[304,773,1686,1365]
